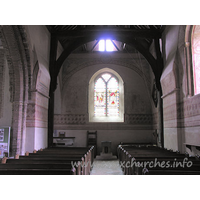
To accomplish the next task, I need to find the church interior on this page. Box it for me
[0,25,200,177]
[2,1,200,197]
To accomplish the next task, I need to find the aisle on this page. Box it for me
[90,159,124,175]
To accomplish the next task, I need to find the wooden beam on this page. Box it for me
[111,40,120,51]
[121,37,157,75]
[91,40,99,51]
[154,38,164,148]
[154,38,163,91]
[55,36,158,81]
[55,36,95,77]
[53,28,162,40]
[48,35,58,148]
[49,35,58,92]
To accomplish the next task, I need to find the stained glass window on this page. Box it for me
[102,74,111,82]
[107,77,119,116]
[94,73,119,117]
[94,78,106,116]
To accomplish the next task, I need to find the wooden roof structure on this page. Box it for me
[46,25,165,92]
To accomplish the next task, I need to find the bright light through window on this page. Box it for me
[99,40,105,51]
[99,40,115,51]
[106,40,114,51]
[102,74,111,82]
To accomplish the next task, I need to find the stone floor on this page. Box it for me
[90,159,124,175]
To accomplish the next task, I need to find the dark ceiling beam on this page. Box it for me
[154,38,164,91]
[120,37,157,75]
[48,35,58,148]
[46,25,54,34]
[54,37,96,79]
[111,40,120,51]
[91,40,99,51]
[160,25,166,33]
[49,35,58,93]
[53,29,162,39]
[53,36,159,90]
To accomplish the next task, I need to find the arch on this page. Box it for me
[61,56,152,97]
[89,68,124,122]
[185,25,195,96]
[191,25,200,95]
[184,25,200,96]
[54,37,157,84]
[0,25,31,155]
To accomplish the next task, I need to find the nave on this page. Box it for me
[90,159,123,175]
[1,143,200,175]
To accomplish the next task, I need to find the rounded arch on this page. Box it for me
[0,25,31,155]
[88,68,124,122]
[62,56,151,96]
[185,25,195,96]
[55,37,157,81]
[191,25,200,95]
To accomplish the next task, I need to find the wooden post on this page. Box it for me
[154,38,164,148]
[48,35,58,148]
[14,154,19,159]
[1,157,7,164]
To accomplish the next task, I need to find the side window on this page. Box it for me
[192,25,200,95]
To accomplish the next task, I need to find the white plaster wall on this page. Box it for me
[55,54,153,152]
[184,127,200,146]
[25,127,48,153]
[96,130,153,155]
[0,56,12,126]
[26,25,50,72]
[164,128,178,151]
[62,63,152,115]
[34,128,48,150]
[161,25,180,78]
[59,130,87,147]
[56,129,153,155]
[161,26,181,151]
[25,127,35,153]
[24,26,51,154]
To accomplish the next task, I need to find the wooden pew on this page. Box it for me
[0,146,94,175]
[142,168,200,175]
[118,144,200,175]
[133,158,200,175]
[0,162,76,175]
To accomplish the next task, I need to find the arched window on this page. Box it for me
[192,25,200,95]
[89,68,124,122]
[94,73,119,117]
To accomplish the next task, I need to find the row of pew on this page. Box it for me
[118,144,200,175]
[0,146,94,175]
